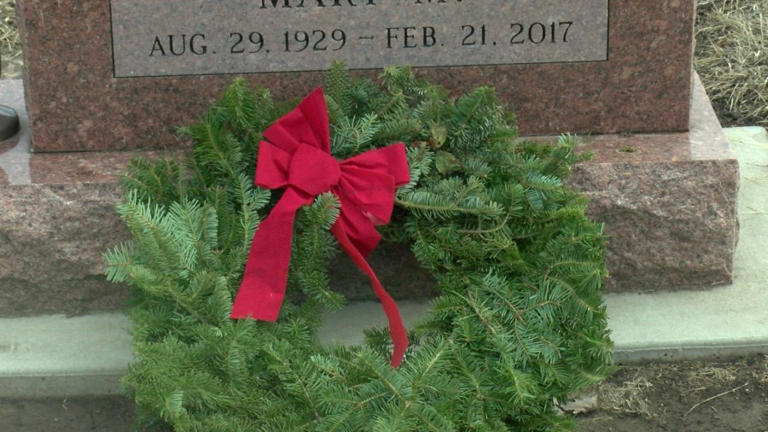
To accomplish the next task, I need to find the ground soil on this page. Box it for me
[0,395,135,432]
[2,355,766,431]
[577,354,768,432]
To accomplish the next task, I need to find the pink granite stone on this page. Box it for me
[16,0,695,152]
[566,74,739,291]
[0,183,130,316]
[0,148,178,316]
[0,71,740,316]
[0,147,184,316]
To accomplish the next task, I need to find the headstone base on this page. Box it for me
[567,72,739,291]
[0,72,738,316]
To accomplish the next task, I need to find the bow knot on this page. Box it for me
[232,88,411,368]
[289,144,341,196]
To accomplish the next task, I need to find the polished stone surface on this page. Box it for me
[110,0,608,76]
[0,312,130,397]
[16,0,694,152]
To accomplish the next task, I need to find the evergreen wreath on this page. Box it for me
[105,64,613,431]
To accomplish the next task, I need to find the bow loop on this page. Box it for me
[337,168,395,226]
[263,89,330,154]
[254,142,292,189]
[343,143,411,187]
[336,143,410,226]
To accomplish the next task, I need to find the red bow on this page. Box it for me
[231,88,410,368]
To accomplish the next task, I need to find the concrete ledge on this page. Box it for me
[0,374,126,398]
[0,313,131,397]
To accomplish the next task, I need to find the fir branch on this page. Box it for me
[394,196,503,219]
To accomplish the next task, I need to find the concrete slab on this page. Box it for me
[317,300,432,346]
[0,313,132,397]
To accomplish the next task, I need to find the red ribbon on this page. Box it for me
[231,87,410,368]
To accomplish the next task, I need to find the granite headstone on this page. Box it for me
[17,0,694,152]
[2,0,740,316]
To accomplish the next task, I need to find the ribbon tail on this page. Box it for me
[232,189,309,321]
[331,224,409,368]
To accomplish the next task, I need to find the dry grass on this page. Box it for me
[754,354,768,387]
[695,0,768,127]
[0,0,22,79]
[595,373,657,418]
[685,364,739,390]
